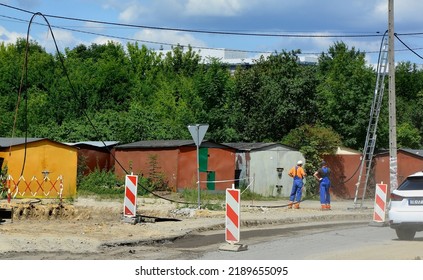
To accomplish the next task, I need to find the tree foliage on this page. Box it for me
[0,38,422,154]
[317,42,376,149]
[282,124,342,196]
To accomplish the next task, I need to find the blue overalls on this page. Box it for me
[319,167,331,205]
[289,167,304,203]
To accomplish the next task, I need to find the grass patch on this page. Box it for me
[77,169,288,208]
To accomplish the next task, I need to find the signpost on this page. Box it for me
[188,124,208,209]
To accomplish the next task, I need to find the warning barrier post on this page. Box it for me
[369,182,388,227]
[122,174,139,224]
[219,186,248,251]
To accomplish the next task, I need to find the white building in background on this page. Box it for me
[156,47,318,70]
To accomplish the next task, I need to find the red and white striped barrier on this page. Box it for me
[373,182,388,223]
[124,174,138,218]
[225,188,240,243]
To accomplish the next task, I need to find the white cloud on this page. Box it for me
[185,0,244,16]
[133,28,206,50]
[39,29,80,53]
[396,0,423,21]
[116,1,150,23]
[92,35,122,46]
[14,0,42,9]
[0,25,25,45]
[84,21,106,31]
[372,0,388,23]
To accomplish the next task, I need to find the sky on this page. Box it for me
[1,0,423,66]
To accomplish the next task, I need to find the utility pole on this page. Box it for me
[388,0,398,192]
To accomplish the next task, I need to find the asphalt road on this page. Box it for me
[192,222,423,260]
[3,220,422,260]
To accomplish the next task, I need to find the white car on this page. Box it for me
[388,171,423,240]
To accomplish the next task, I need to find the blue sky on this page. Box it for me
[1,0,423,65]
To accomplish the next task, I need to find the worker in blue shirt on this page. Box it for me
[314,161,331,210]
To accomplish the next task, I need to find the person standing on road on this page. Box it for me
[288,160,306,209]
[314,161,331,210]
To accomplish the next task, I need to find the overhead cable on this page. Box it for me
[0,2,384,38]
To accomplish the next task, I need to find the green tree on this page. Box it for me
[163,45,201,76]
[395,62,423,148]
[194,58,236,142]
[397,122,422,149]
[282,124,342,196]
[1,39,57,138]
[317,42,375,149]
[0,41,21,136]
[232,50,319,142]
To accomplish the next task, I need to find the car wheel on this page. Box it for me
[395,228,416,240]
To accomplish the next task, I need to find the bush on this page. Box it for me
[78,168,124,195]
[77,169,162,197]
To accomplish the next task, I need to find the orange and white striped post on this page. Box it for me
[225,188,240,243]
[123,174,138,218]
[371,182,388,226]
[220,186,248,251]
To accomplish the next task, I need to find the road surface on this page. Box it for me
[194,222,423,260]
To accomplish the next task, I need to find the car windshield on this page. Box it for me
[398,177,423,190]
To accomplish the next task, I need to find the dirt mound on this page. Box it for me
[0,201,88,220]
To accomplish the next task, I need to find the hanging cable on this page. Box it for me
[10,10,37,177]
[0,3,383,38]
[395,33,423,60]
[15,12,197,206]
[331,30,388,189]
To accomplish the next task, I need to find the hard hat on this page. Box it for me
[297,160,303,165]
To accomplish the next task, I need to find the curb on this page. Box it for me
[100,212,374,249]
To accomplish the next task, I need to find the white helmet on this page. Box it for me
[297,160,303,165]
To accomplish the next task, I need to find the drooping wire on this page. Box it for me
[10,10,37,176]
[395,33,423,60]
[330,30,389,188]
[5,4,423,59]
[0,3,382,39]
[16,12,196,206]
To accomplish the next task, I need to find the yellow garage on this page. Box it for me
[0,138,77,199]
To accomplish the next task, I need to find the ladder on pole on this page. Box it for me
[352,36,389,209]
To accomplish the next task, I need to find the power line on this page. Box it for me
[3,3,423,59]
[0,14,267,54]
[0,2,384,38]
[0,13,417,58]
[395,34,423,60]
[12,11,197,206]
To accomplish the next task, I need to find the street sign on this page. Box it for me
[188,124,208,146]
[187,124,209,208]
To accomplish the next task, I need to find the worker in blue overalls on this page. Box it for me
[288,160,306,209]
[314,160,331,210]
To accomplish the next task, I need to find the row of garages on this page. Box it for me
[1,137,422,199]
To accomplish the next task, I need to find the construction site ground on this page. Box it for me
[0,196,374,259]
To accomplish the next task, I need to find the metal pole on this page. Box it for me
[388,0,398,192]
[196,125,201,208]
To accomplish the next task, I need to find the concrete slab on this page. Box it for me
[121,216,140,225]
[219,243,248,252]
[368,220,389,227]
